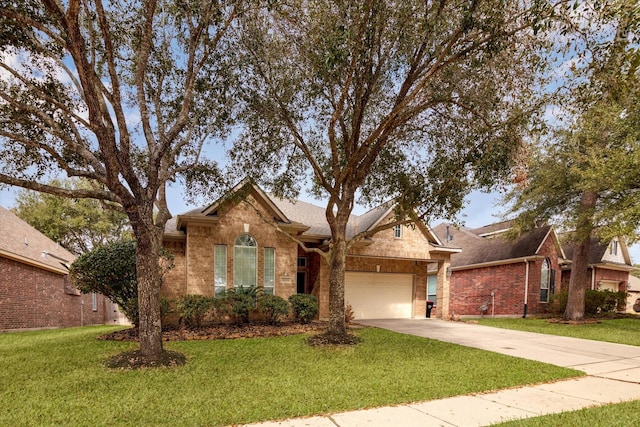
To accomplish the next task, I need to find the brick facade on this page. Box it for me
[448,229,561,317]
[162,196,453,320]
[0,256,107,330]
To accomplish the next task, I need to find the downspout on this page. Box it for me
[523,259,530,318]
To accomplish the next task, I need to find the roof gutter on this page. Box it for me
[450,255,544,272]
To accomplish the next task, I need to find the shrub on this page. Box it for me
[289,294,318,324]
[69,239,174,327]
[210,297,231,323]
[160,297,172,323]
[550,290,626,316]
[225,286,262,324]
[259,295,290,324]
[175,295,212,327]
[345,303,355,325]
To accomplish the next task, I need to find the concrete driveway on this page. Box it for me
[358,318,640,382]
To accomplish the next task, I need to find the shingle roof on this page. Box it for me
[562,237,617,265]
[432,222,553,268]
[165,187,411,241]
[0,205,75,274]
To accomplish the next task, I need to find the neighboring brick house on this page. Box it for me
[560,236,634,295]
[0,205,109,330]
[432,222,564,317]
[162,182,459,320]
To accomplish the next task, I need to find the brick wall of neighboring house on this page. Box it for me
[593,268,629,292]
[449,233,561,317]
[561,267,629,292]
[449,263,528,317]
[0,256,106,330]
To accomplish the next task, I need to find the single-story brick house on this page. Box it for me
[0,205,112,331]
[162,182,459,320]
[432,222,564,317]
[560,236,634,295]
[433,221,635,317]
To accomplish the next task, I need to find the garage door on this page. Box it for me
[345,272,414,319]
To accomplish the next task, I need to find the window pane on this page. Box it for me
[264,248,275,295]
[427,275,437,306]
[540,259,550,302]
[234,242,257,288]
[214,245,227,296]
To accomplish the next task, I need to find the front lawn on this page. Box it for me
[476,317,640,346]
[0,326,581,426]
[494,399,640,426]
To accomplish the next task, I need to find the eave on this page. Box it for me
[0,250,69,275]
[451,255,544,272]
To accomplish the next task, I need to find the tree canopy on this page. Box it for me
[233,0,562,335]
[504,0,639,320]
[13,179,130,254]
[0,0,242,361]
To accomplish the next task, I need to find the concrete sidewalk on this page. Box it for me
[240,319,640,427]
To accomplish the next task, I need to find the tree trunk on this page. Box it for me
[327,232,348,336]
[133,222,164,357]
[564,191,597,321]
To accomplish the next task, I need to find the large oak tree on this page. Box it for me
[505,0,639,320]
[0,0,241,361]
[233,0,564,337]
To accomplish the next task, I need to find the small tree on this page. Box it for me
[69,240,173,326]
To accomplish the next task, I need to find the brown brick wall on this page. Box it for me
[162,198,298,300]
[0,256,107,330]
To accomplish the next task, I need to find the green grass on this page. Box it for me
[0,326,581,427]
[475,317,640,346]
[495,400,640,426]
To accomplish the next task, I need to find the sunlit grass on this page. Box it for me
[0,326,581,426]
[495,400,640,426]
[476,317,640,346]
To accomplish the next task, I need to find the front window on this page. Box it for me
[264,248,275,295]
[540,258,551,303]
[394,224,402,239]
[427,275,437,306]
[234,234,257,288]
[214,245,227,296]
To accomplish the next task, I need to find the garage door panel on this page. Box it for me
[345,273,413,319]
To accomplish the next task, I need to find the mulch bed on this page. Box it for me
[99,321,328,342]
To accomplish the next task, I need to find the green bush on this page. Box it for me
[210,297,231,323]
[259,295,290,324]
[549,289,626,316]
[225,286,262,324]
[175,295,212,327]
[549,290,568,315]
[289,294,318,324]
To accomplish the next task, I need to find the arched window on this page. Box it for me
[540,258,551,302]
[234,234,257,288]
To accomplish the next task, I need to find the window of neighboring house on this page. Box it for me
[234,234,257,288]
[91,293,98,311]
[540,258,551,303]
[214,245,227,296]
[394,224,402,239]
[610,240,618,255]
[264,248,275,295]
[427,275,437,306]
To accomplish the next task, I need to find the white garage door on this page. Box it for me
[345,272,414,319]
